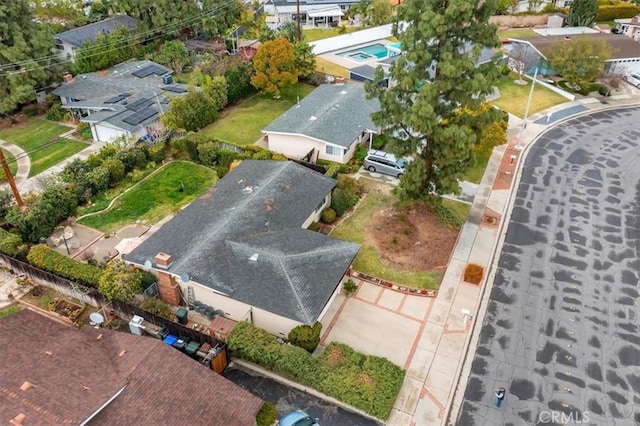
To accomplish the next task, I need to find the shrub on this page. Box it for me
[141,297,173,319]
[308,221,321,232]
[0,229,24,257]
[288,322,322,352]
[171,136,199,161]
[596,4,640,21]
[102,159,126,187]
[320,207,336,224]
[343,279,357,296]
[463,263,484,284]
[227,322,405,420]
[77,122,93,139]
[46,103,65,121]
[331,176,363,216]
[256,402,278,426]
[598,85,610,97]
[27,244,102,287]
[23,104,39,117]
[86,166,110,194]
[324,163,340,178]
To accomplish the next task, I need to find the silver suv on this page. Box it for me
[363,149,408,178]
[625,73,640,88]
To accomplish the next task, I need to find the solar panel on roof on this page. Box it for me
[122,107,158,125]
[163,86,187,93]
[132,64,168,78]
[126,97,152,111]
[104,93,130,104]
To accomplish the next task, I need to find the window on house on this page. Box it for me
[315,197,326,212]
[325,145,342,156]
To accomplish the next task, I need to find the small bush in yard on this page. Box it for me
[343,279,357,296]
[256,402,278,426]
[141,297,173,319]
[320,207,336,224]
[288,322,322,352]
[464,263,484,284]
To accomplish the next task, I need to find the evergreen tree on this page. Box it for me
[567,0,598,27]
[366,0,502,199]
[0,0,58,114]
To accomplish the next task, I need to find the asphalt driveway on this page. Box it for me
[223,364,381,426]
[458,107,640,425]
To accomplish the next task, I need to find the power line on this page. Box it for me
[0,1,241,76]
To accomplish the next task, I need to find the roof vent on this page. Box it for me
[20,382,35,391]
[9,414,26,426]
[249,253,259,262]
[119,349,127,357]
[309,116,317,121]
[340,90,347,95]
[44,351,52,356]
[242,185,253,193]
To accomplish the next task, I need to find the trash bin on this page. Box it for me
[176,308,188,325]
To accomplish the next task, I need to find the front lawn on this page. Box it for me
[0,119,88,177]
[492,75,568,118]
[200,83,315,145]
[0,149,19,182]
[331,182,466,289]
[78,161,217,232]
[464,149,492,184]
[304,26,358,42]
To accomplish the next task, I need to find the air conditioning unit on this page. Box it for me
[129,315,144,336]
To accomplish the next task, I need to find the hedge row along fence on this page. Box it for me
[596,4,640,21]
[27,244,102,287]
[226,321,405,421]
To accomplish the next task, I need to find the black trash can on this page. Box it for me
[176,308,188,325]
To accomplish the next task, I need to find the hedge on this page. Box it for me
[596,4,640,21]
[0,229,24,258]
[226,321,405,420]
[27,244,102,287]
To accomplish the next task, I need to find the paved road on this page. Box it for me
[458,107,640,425]
[222,365,381,426]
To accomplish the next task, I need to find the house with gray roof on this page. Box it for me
[55,15,137,59]
[126,160,360,337]
[53,60,189,143]
[262,83,380,164]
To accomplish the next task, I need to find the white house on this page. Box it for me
[54,15,137,59]
[614,16,640,41]
[263,0,358,29]
[52,60,189,143]
[125,160,360,338]
[262,83,380,164]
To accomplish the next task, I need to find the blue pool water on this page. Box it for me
[338,43,390,61]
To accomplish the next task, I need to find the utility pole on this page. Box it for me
[0,149,23,207]
[296,0,302,42]
[516,66,538,149]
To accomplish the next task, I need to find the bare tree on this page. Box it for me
[508,44,540,84]
[79,248,95,263]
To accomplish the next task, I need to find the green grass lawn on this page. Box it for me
[78,161,217,232]
[492,75,568,118]
[0,149,19,182]
[200,83,315,145]
[464,149,492,184]
[0,118,88,177]
[331,185,443,289]
[304,26,357,42]
[442,198,471,222]
[497,28,538,40]
[0,305,21,318]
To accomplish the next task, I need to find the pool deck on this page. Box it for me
[319,39,395,71]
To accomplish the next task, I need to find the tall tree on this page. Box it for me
[509,44,540,83]
[567,0,598,27]
[73,27,135,74]
[545,38,611,87]
[156,40,191,77]
[162,89,218,131]
[366,0,502,199]
[98,259,144,302]
[0,0,58,114]
[33,0,87,27]
[364,0,394,27]
[251,37,297,97]
[294,42,316,79]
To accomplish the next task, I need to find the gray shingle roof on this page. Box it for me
[126,160,360,324]
[55,15,137,47]
[262,83,380,148]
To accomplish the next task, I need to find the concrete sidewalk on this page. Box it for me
[386,95,640,426]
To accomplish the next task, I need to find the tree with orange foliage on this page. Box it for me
[251,37,297,97]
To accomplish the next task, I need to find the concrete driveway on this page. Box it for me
[320,280,434,369]
[458,107,640,425]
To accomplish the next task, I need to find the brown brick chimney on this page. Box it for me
[154,252,173,269]
[63,73,73,83]
[157,271,182,306]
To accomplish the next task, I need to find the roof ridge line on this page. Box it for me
[277,257,313,324]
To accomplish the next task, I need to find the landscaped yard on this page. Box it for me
[200,83,315,145]
[464,149,492,184]
[0,118,88,177]
[331,182,469,289]
[492,75,568,118]
[78,161,217,232]
[304,26,358,42]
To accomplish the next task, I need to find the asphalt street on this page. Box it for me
[458,107,640,425]
[222,365,381,426]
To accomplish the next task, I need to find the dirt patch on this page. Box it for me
[366,202,459,271]
[324,344,346,367]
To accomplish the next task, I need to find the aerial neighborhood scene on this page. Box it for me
[1,0,640,424]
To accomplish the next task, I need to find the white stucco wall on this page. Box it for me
[302,193,331,228]
[266,132,359,164]
[92,123,127,143]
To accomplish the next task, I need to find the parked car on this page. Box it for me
[277,410,320,426]
[625,73,640,88]
[363,149,408,178]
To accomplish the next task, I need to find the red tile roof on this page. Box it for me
[0,308,262,425]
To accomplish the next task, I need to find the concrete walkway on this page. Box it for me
[385,94,640,426]
[0,139,30,186]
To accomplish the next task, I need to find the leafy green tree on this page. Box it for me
[567,0,598,27]
[98,259,144,302]
[251,37,297,97]
[294,42,316,79]
[163,89,217,131]
[191,69,228,110]
[224,63,256,103]
[364,0,394,27]
[366,0,501,199]
[156,40,191,77]
[102,159,126,187]
[545,38,611,87]
[0,189,13,221]
[0,0,58,114]
[33,0,86,26]
[73,27,136,73]
[88,1,112,23]
[277,21,299,44]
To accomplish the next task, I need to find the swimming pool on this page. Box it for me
[338,43,390,62]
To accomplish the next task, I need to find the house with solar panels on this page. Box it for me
[52,60,189,143]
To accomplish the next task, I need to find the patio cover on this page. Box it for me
[308,6,344,18]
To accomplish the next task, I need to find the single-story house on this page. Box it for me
[0,309,262,425]
[54,15,137,59]
[264,0,356,29]
[614,15,640,41]
[125,160,360,337]
[52,60,190,143]
[510,33,640,75]
[263,83,380,164]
